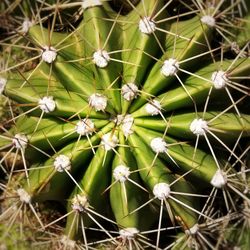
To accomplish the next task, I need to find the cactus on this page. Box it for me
[0,0,250,249]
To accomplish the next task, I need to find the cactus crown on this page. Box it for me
[0,0,250,249]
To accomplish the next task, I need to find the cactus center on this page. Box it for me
[161,58,179,76]
[139,17,156,34]
[75,118,95,136]
[54,155,71,172]
[38,96,56,113]
[145,100,161,115]
[201,15,216,27]
[210,170,227,188]
[101,132,118,151]
[1,1,249,248]
[119,227,139,240]
[0,77,7,95]
[113,165,130,182]
[93,50,110,68]
[17,188,31,203]
[115,114,134,138]
[71,194,89,212]
[12,134,28,149]
[153,183,171,200]
[151,137,167,153]
[88,93,107,111]
[121,83,139,101]
[190,118,208,136]
[41,46,57,63]
[211,70,228,89]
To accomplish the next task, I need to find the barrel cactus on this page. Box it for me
[0,0,249,249]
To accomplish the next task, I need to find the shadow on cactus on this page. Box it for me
[0,0,250,249]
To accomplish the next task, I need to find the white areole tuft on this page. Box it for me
[113,165,130,182]
[71,194,89,212]
[190,118,208,136]
[116,114,134,138]
[210,170,227,188]
[161,58,179,77]
[88,93,107,111]
[38,96,56,113]
[12,134,28,149]
[201,15,216,27]
[150,137,167,153]
[153,183,171,200]
[21,19,33,33]
[139,17,156,34]
[145,100,161,115]
[101,132,118,151]
[185,224,199,235]
[54,155,71,172]
[211,70,228,89]
[82,0,102,9]
[119,227,139,240]
[17,188,31,203]
[93,50,110,68]
[121,83,139,101]
[42,46,57,63]
[75,118,95,136]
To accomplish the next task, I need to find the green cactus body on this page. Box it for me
[0,0,250,249]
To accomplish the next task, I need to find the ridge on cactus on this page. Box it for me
[0,0,250,249]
